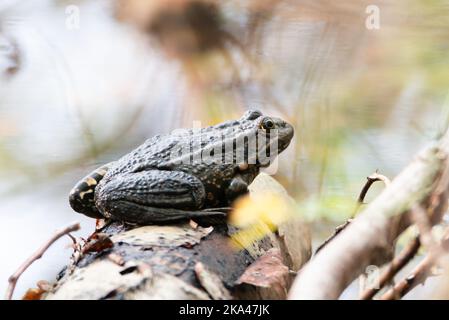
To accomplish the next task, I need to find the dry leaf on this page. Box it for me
[82,233,114,254]
[22,288,46,300]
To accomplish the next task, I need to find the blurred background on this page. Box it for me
[0,0,448,299]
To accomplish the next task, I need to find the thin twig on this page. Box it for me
[380,229,449,300]
[379,168,449,300]
[316,172,391,254]
[5,222,80,300]
[315,219,352,254]
[380,252,435,300]
[356,173,392,295]
[361,200,442,299]
[360,235,421,300]
[353,172,391,217]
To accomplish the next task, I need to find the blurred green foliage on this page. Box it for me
[1,0,449,223]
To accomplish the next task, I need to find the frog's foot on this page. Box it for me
[202,207,233,213]
[102,202,227,225]
[191,208,232,226]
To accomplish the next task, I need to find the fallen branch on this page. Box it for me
[289,132,449,299]
[5,222,80,300]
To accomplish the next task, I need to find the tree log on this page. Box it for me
[43,174,311,300]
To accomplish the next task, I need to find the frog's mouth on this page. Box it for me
[277,123,294,152]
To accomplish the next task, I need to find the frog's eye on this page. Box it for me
[261,118,275,130]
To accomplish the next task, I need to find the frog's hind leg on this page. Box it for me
[69,163,111,219]
[95,170,226,225]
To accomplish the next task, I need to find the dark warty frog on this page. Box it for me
[69,110,294,225]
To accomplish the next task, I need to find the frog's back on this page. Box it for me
[104,134,179,177]
[103,117,256,179]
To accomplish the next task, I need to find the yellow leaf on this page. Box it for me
[229,192,293,250]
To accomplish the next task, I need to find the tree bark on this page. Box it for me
[43,174,311,300]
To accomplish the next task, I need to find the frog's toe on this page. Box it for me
[98,200,226,225]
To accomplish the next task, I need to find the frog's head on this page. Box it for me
[234,109,294,168]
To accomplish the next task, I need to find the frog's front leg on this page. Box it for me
[225,175,249,204]
[95,170,224,224]
[69,163,112,219]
